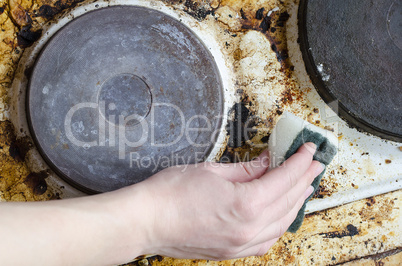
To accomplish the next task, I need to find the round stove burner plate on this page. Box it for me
[28,6,224,193]
[299,0,402,141]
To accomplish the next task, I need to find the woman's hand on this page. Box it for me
[123,142,323,261]
[0,143,322,265]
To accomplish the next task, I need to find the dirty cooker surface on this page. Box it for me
[1,0,402,264]
[3,0,402,210]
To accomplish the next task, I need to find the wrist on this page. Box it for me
[104,182,157,264]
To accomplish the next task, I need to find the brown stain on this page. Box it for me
[366,197,376,207]
[35,0,85,19]
[312,173,339,199]
[0,121,53,201]
[182,0,217,21]
[239,6,292,74]
[319,224,359,239]
[385,159,392,164]
[359,197,395,227]
[24,171,48,195]
[225,93,258,149]
[17,24,42,48]
[10,2,32,26]
[0,121,32,162]
[9,135,33,162]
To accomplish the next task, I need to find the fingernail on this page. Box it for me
[315,162,325,176]
[304,185,314,199]
[258,149,270,164]
[305,142,317,151]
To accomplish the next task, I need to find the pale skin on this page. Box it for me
[0,142,323,265]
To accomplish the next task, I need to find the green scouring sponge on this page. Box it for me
[268,111,338,233]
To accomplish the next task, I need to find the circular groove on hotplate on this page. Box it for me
[299,0,401,141]
[27,6,224,193]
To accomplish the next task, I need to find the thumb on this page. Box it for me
[208,150,270,183]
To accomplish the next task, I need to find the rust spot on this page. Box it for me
[17,25,42,48]
[319,224,359,239]
[24,171,48,195]
[281,89,293,104]
[385,159,392,164]
[233,48,242,60]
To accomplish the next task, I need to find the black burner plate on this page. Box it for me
[299,0,401,141]
[28,6,223,193]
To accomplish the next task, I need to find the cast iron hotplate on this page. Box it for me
[27,6,223,193]
[299,0,401,141]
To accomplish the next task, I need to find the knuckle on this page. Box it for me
[233,195,261,220]
[231,227,254,246]
[286,171,297,188]
[285,193,294,212]
[276,222,286,238]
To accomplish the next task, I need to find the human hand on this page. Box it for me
[131,142,323,260]
[0,143,323,265]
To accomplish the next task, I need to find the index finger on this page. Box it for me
[252,142,316,202]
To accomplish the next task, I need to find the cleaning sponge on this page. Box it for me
[268,112,338,232]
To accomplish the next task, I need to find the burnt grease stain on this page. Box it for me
[0,6,4,15]
[319,224,359,239]
[131,255,163,266]
[225,97,258,149]
[255,7,265,20]
[17,25,42,48]
[220,94,260,163]
[3,121,33,162]
[183,0,216,21]
[9,136,33,162]
[24,171,49,195]
[36,0,85,19]
[241,8,292,74]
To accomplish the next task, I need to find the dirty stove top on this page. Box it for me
[4,0,402,215]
